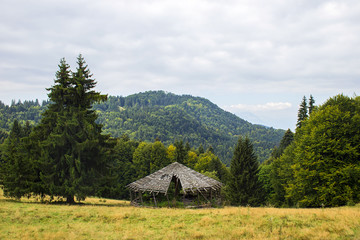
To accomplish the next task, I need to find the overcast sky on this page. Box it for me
[1,0,359,130]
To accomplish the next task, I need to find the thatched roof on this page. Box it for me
[127,162,222,194]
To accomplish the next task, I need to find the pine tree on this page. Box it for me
[31,55,114,203]
[0,130,8,144]
[197,144,205,155]
[0,120,34,198]
[228,136,263,206]
[309,94,315,115]
[296,96,308,129]
[271,129,294,159]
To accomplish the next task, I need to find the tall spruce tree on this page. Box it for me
[309,94,315,115]
[32,55,114,203]
[296,96,308,129]
[228,136,263,206]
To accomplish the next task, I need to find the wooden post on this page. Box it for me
[140,192,143,205]
[199,190,209,202]
[166,194,170,208]
[174,178,179,199]
[197,192,200,206]
[182,192,185,207]
[153,192,158,208]
[129,190,133,203]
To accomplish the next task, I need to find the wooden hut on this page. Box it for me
[127,162,222,207]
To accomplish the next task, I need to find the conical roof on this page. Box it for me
[127,162,222,194]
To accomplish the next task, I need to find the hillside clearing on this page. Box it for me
[1,191,359,240]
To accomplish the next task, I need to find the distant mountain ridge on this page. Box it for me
[93,91,285,164]
[0,90,285,165]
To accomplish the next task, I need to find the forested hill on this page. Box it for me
[0,91,285,165]
[92,91,285,164]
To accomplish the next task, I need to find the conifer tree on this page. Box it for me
[31,55,114,203]
[197,144,205,155]
[0,130,8,143]
[296,96,308,129]
[270,129,294,159]
[309,94,315,115]
[0,120,34,198]
[228,136,263,206]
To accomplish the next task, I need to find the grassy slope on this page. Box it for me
[1,191,360,240]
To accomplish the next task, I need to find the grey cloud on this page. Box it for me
[1,0,359,129]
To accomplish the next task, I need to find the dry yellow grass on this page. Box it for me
[0,190,359,240]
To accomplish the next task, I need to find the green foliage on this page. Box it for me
[257,164,272,204]
[0,120,35,198]
[133,142,152,179]
[151,141,171,172]
[269,129,294,160]
[174,140,187,164]
[194,151,230,184]
[97,135,138,199]
[269,143,296,207]
[286,94,360,207]
[93,91,285,164]
[0,91,285,165]
[228,136,264,206]
[0,130,8,144]
[201,170,220,181]
[260,128,295,206]
[133,140,174,179]
[0,99,46,134]
[26,56,115,203]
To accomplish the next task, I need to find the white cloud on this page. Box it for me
[224,102,292,112]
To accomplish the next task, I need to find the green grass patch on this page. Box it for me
[0,190,360,239]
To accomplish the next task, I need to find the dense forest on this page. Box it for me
[1,56,359,208]
[259,94,360,207]
[0,91,285,165]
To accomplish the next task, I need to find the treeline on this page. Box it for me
[0,120,229,200]
[1,55,358,208]
[0,91,285,165]
[0,99,48,138]
[0,56,231,203]
[259,94,360,207]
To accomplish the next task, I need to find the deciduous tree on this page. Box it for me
[287,94,360,207]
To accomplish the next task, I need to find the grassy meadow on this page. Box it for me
[1,190,360,240]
